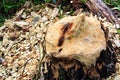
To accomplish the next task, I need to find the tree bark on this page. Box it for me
[41,40,117,80]
[86,0,120,28]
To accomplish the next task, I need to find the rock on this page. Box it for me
[45,13,106,66]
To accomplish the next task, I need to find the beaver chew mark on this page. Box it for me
[57,23,73,46]
[58,36,64,46]
[58,48,63,53]
[62,23,73,34]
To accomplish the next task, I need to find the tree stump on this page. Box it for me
[41,0,119,80]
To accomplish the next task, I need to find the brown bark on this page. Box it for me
[86,0,120,28]
[42,40,117,80]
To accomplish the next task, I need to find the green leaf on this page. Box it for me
[0,15,5,27]
[117,29,120,34]
[19,0,26,3]
[33,0,41,4]
[0,15,5,22]
[79,0,87,4]
[3,2,19,12]
[44,0,51,3]
[113,5,120,11]
[0,23,3,27]
[5,5,14,9]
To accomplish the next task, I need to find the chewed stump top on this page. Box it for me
[45,13,106,66]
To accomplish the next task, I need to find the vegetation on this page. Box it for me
[0,0,120,27]
[0,0,26,26]
[103,0,120,10]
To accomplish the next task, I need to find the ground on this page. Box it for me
[0,1,120,80]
